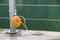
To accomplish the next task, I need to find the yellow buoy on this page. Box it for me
[11,16,22,28]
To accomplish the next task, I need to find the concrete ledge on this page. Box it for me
[0,29,60,40]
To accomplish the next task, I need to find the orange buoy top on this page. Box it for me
[11,16,22,28]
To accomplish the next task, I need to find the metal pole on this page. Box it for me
[9,0,16,33]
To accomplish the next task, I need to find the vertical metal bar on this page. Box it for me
[9,0,16,33]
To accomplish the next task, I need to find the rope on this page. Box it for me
[26,18,60,21]
[0,4,60,6]
[0,17,9,19]
[19,16,29,30]
[0,17,60,21]
[22,22,28,30]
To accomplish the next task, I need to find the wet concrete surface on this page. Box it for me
[0,29,60,40]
